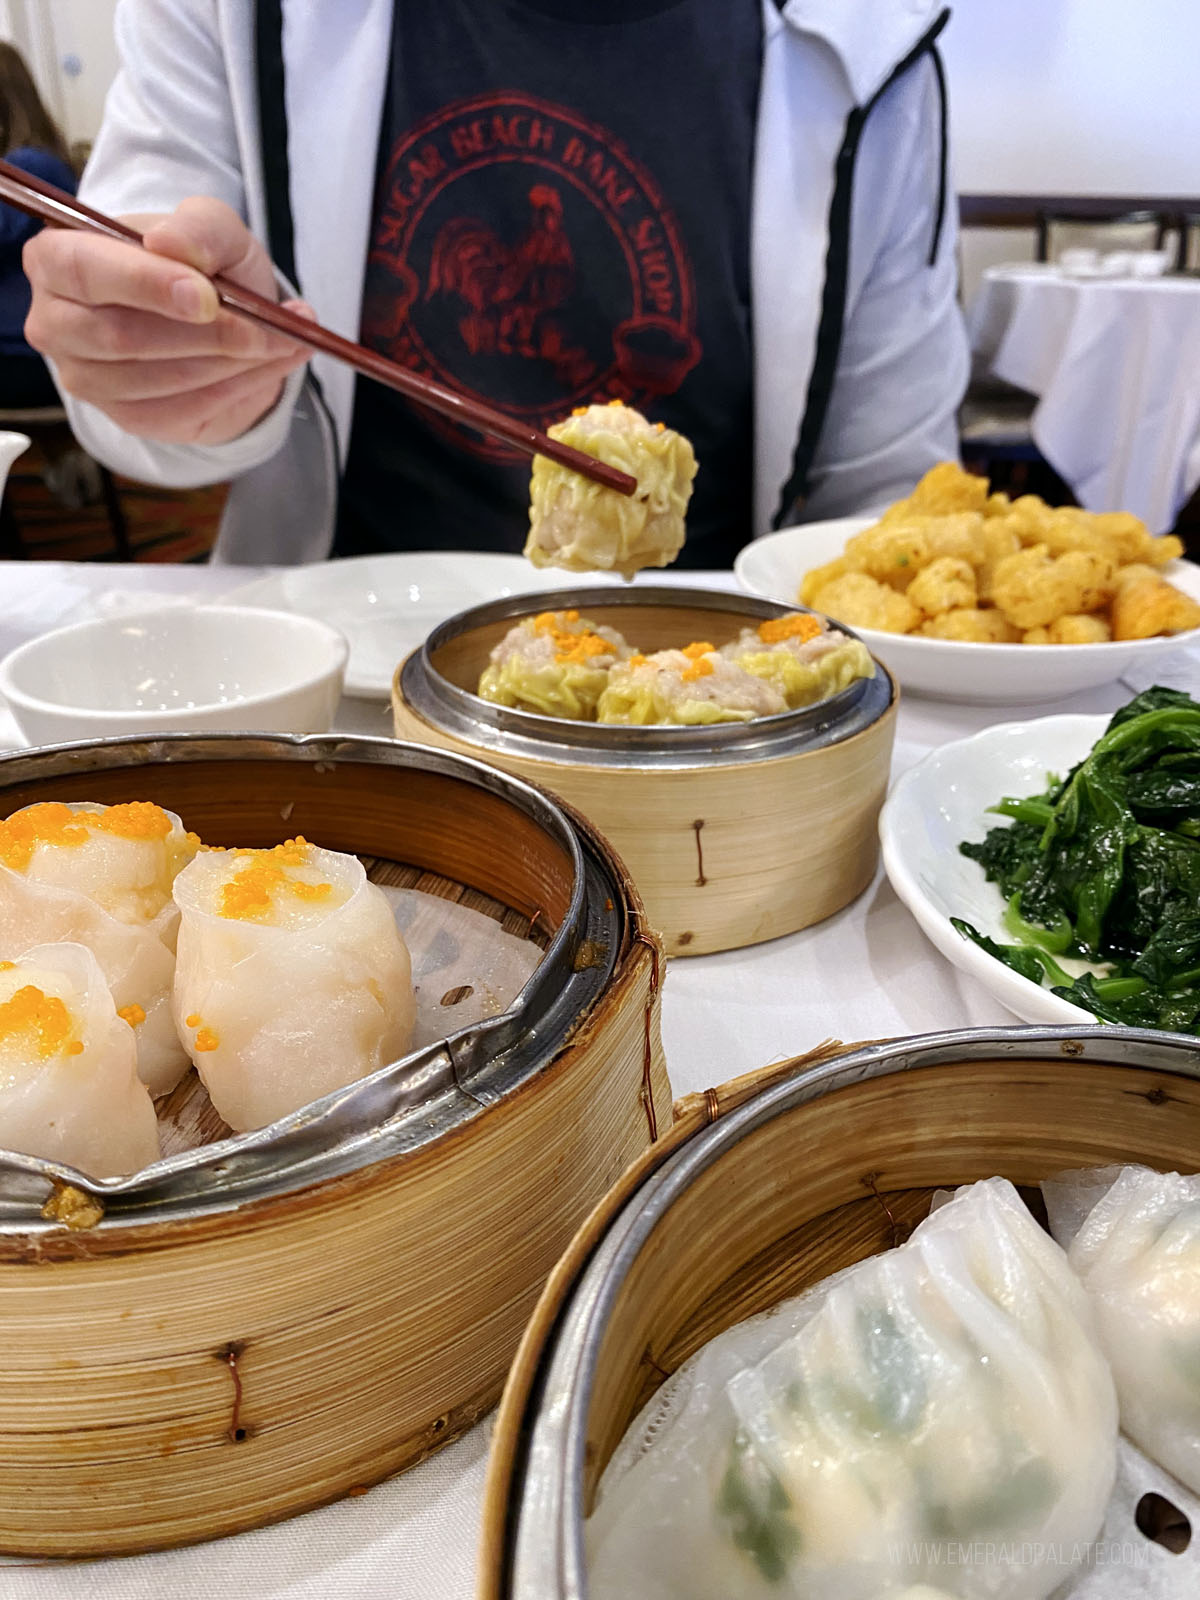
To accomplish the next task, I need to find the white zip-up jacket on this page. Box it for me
[66,0,969,564]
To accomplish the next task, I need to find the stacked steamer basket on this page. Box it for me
[482,1025,1200,1599]
[0,734,668,1557]
[392,588,897,956]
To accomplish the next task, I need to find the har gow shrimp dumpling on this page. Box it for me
[0,942,160,1178]
[0,801,198,1095]
[172,838,415,1133]
[478,610,631,720]
[525,400,697,578]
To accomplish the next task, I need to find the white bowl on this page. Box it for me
[880,714,1106,1025]
[0,606,348,746]
[735,517,1200,703]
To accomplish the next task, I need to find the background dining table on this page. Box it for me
[968,263,1200,534]
[2,556,1199,1600]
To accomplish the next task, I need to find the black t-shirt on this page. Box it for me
[334,0,761,568]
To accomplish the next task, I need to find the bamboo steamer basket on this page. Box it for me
[392,586,897,957]
[481,1024,1200,1599]
[0,733,669,1557]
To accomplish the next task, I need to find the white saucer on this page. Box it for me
[230,552,620,699]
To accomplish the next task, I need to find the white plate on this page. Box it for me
[880,714,1108,1026]
[734,517,1200,703]
[229,552,621,699]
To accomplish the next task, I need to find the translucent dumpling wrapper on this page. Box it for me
[1044,1164,1200,1497]
[0,942,160,1178]
[587,1178,1118,1600]
[477,609,631,720]
[0,801,199,1095]
[722,613,875,709]
[525,401,697,579]
[596,643,786,726]
[172,838,416,1132]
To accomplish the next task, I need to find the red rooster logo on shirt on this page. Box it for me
[425,184,594,386]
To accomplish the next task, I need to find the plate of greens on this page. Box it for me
[880,688,1200,1033]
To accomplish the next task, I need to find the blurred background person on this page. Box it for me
[0,39,76,409]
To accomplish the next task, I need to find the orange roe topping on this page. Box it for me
[533,609,581,632]
[185,1013,202,1028]
[117,1003,146,1028]
[194,1027,219,1053]
[0,984,80,1060]
[554,633,613,666]
[606,398,625,407]
[679,642,717,683]
[0,961,13,972]
[529,610,614,668]
[626,653,649,670]
[757,613,823,646]
[654,422,665,432]
[571,406,587,416]
[217,837,333,922]
[0,800,173,874]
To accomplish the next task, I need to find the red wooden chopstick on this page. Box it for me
[0,157,638,497]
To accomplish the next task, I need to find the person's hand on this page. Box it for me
[23,196,314,446]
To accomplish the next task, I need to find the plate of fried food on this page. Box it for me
[735,463,1200,701]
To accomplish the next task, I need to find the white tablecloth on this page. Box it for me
[968,264,1200,534]
[2,560,1198,1600]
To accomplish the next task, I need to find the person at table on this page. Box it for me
[22,0,969,569]
[0,42,78,409]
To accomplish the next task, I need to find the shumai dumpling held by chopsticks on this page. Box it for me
[173,838,415,1133]
[478,609,631,719]
[597,644,785,726]
[0,942,160,1179]
[525,400,698,579]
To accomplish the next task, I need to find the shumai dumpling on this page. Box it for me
[477,609,631,719]
[525,400,697,579]
[722,613,873,708]
[597,643,785,726]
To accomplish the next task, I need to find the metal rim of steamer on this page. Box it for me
[504,1023,1200,1600]
[0,732,626,1232]
[400,585,895,771]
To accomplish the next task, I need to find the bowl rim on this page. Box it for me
[734,523,1200,658]
[878,712,1108,1025]
[499,1022,1200,1599]
[398,583,895,770]
[0,604,350,723]
[0,729,628,1229]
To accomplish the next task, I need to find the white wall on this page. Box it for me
[0,0,119,147]
[942,0,1200,196]
[942,0,1200,299]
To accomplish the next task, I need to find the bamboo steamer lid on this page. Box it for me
[481,1024,1200,1599]
[0,733,669,1557]
[392,586,897,957]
